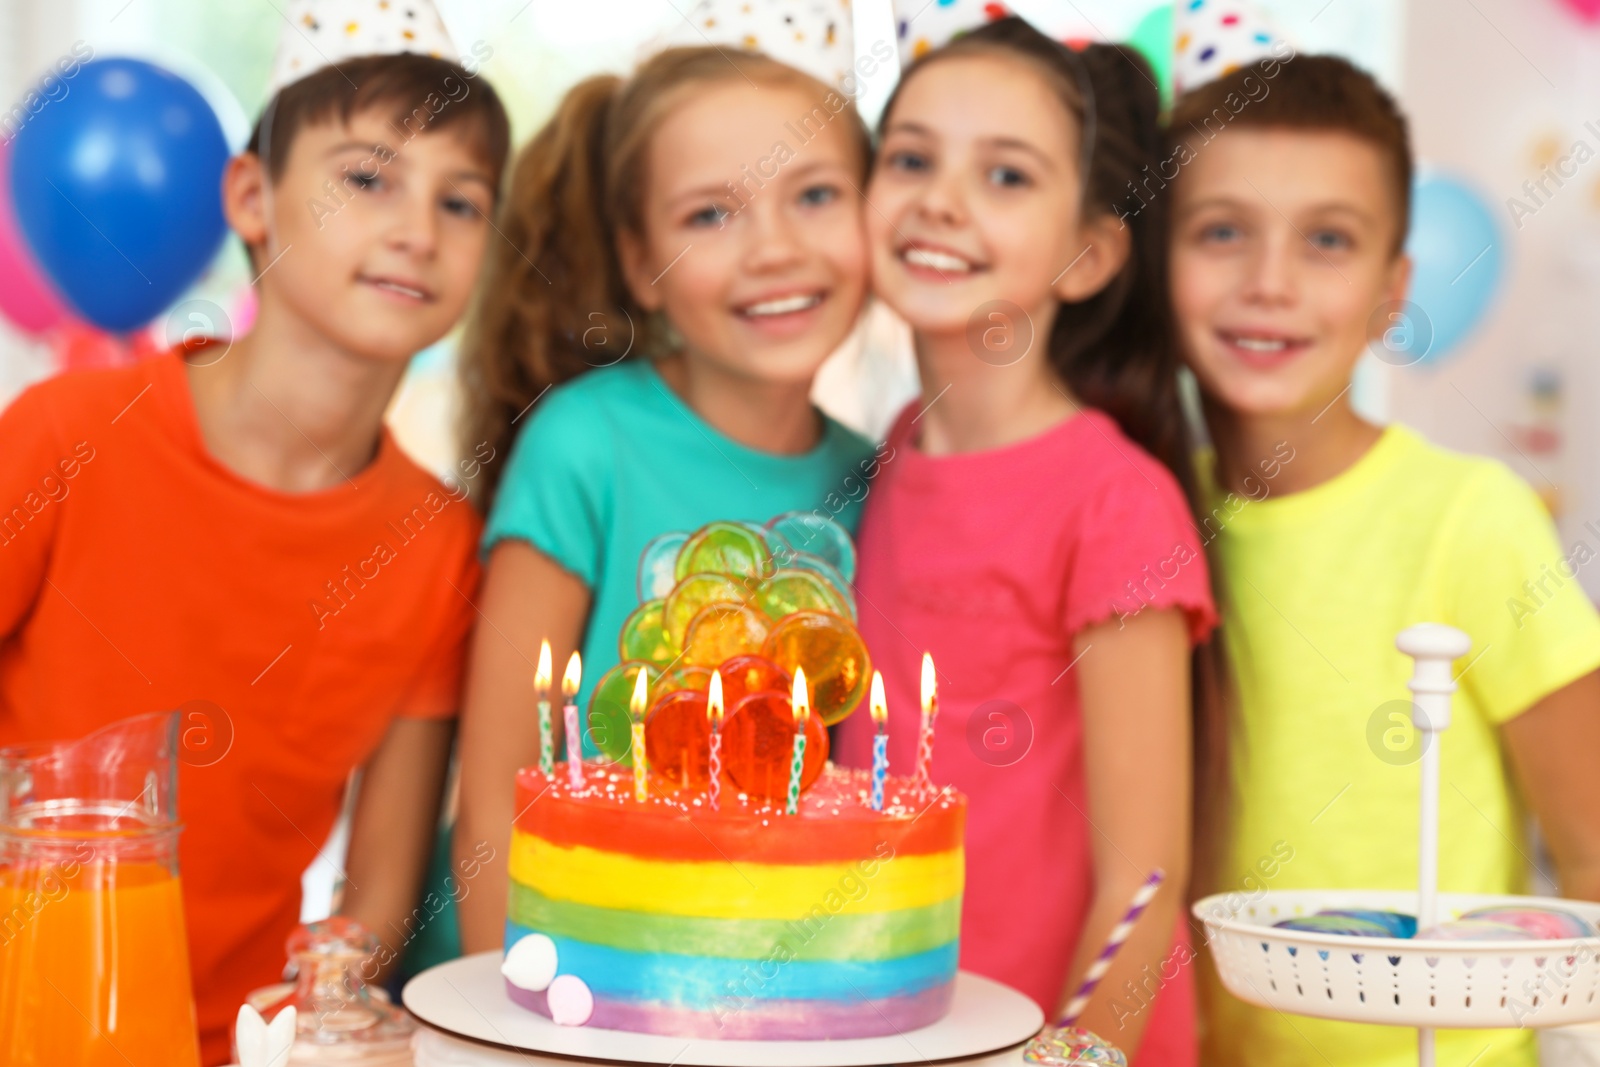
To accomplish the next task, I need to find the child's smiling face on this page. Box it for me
[620,77,868,388]
[235,108,498,362]
[1169,127,1411,420]
[866,52,1124,339]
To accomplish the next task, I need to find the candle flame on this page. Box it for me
[535,639,553,694]
[707,670,724,728]
[920,652,937,716]
[870,670,887,728]
[561,652,582,697]
[791,666,809,726]
[629,666,649,722]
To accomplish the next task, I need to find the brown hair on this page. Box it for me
[245,53,511,182]
[884,20,1231,892]
[457,47,870,508]
[1168,53,1413,253]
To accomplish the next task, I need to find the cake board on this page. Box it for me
[403,953,1045,1067]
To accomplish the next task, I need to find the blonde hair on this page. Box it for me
[458,47,870,508]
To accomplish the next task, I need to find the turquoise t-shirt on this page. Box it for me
[484,359,878,741]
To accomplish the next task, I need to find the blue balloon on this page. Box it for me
[1403,173,1504,365]
[9,58,229,333]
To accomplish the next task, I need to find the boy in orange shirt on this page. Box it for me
[0,6,509,1061]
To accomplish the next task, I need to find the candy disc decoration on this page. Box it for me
[674,521,773,584]
[644,688,712,790]
[637,531,688,602]
[768,511,857,583]
[721,690,828,802]
[761,610,871,726]
[716,655,791,708]
[753,569,851,622]
[657,664,712,695]
[619,599,676,666]
[682,602,771,667]
[663,574,748,649]
[783,552,856,618]
[587,661,660,766]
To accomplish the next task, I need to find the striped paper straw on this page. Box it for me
[1057,869,1166,1027]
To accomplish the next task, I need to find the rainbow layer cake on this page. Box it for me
[502,515,966,1039]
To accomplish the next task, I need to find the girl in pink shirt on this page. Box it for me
[835,20,1219,1064]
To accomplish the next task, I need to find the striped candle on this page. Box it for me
[630,668,649,803]
[786,668,808,816]
[869,671,888,812]
[536,640,554,775]
[708,671,724,812]
[1057,869,1166,1026]
[915,653,937,790]
[562,652,583,791]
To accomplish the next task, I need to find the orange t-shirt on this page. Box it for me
[0,351,481,1065]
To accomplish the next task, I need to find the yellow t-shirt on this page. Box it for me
[1201,425,1600,1067]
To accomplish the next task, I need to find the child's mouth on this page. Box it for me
[1218,329,1312,368]
[898,243,982,279]
[734,290,827,336]
[361,275,434,304]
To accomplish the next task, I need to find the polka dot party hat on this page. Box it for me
[892,0,1085,68]
[1172,0,1287,94]
[648,0,856,92]
[268,0,460,96]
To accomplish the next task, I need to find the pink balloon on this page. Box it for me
[0,139,68,336]
[1560,0,1600,21]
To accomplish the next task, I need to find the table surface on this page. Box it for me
[403,953,1045,1067]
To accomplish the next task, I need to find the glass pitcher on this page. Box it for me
[0,710,201,1066]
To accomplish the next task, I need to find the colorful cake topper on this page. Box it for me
[268,0,459,96]
[768,511,857,583]
[644,688,712,790]
[722,690,828,801]
[663,574,747,649]
[676,521,774,584]
[683,602,772,667]
[620,599,676,667]
[1024,1026,1127,1066]
[588,661,660,765]
[638,530,689,601]
[762,610,871,725]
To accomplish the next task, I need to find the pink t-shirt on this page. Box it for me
[836,404,1216,1066]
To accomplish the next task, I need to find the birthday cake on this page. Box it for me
[501,515,968,1039]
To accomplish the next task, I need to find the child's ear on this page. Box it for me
[1052,212,1133,304]
[617,229,665,313]
[1385,251,1413,307]
[223,152,270,254]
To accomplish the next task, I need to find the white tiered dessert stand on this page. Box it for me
[1195,624,1600,1067]
[403,957,1043,1066]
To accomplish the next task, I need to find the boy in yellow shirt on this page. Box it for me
[1167,55,1600,1067]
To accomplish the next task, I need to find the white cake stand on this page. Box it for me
[1195,624,1600,1067]
[402,953,1044,1067]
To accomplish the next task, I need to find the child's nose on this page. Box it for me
[386,190,440,258]
[914,167,969,227]
[1242,230,1299,304]
[743,203,807,271]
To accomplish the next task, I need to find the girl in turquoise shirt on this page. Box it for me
[449,46,878,953]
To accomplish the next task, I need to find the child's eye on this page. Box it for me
[798,183,839,208]
[886,149,930,174]
[1307,229,1353,252]
[688,204,730,228]
[442,195,479,218]
[1199,222,1241,244]
[349,170,383,192]
[987,165,1030,189]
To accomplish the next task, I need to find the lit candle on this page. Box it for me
[536,640,554,776]
[562,652,583,791]
[869,671,888,812]
[707,670,724,812]
[916,652,937,791]
[787,667,808,816]
[630,667,649,803]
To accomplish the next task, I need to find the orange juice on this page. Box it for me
[0,858,201,1067]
